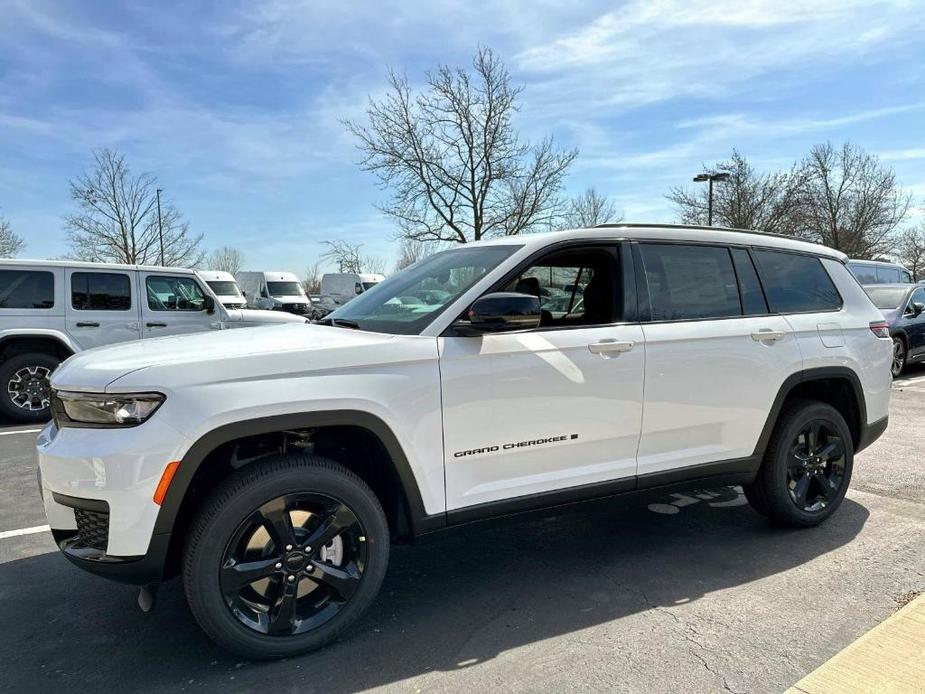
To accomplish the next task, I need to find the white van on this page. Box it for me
[320,272,385,305]
[0,259,306,422]
[197,270,246,309]
[235,271,311,315]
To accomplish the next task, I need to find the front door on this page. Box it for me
[440,244,645,512]
[64,269,141,350]
[140,272,215,338]
[905,287,925,359]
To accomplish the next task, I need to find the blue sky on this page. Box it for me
[2,0,924,274]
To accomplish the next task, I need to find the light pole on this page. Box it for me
[155,188,165,266]
[693,172,730,226]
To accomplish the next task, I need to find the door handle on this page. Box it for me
[751,329,786,342]
[75,322,99,328]
[146,322,168,328]
[589,339,635,355]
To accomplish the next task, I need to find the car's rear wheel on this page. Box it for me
[891,337,906,378]
[0,352,59,423]
[749,400,853,527]
[183,454,389,659]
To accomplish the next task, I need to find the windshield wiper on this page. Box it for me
[316,317,360,329]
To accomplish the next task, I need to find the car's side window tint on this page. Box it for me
[639,244,741,321]
[146,276,207,311]
[909,288,925,316]
[71,272,131,311]
[0,270,54,309]
[502,247,620,328]
[751,250,842,313]
[730,248,768,315]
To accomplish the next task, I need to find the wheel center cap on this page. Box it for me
[285,551,306,571]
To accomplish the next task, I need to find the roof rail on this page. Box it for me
[593,222,815,244]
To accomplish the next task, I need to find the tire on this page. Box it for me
[752,399,853,528]
[0,352,59,423]
[891,336,906,378]
[183,453,389,659]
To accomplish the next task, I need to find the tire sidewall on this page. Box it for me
[892,337,906,378]
[0,352,60,422]
[766,402,854,526]
[184,458,389,659]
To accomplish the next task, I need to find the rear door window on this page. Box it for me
[639,244,741,321]
[71,272,132,310]
[751,249,842,313]
[730,248,768,315]
[0,270,54,309]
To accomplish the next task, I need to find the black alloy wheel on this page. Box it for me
[220,493,367,636]
[891,337,906,378]
[785,419,847,513]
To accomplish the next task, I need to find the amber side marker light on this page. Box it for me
[153,461,181,505]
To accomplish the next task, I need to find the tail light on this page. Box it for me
[869,321,891,338]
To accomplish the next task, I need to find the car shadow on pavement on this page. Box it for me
[0,489,869,693]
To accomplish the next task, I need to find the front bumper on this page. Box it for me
[37,418,193,584]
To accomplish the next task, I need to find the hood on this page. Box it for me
[224,308,305,324]
[270,294,308,303]
[51,324,397,391]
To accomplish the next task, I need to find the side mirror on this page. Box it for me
[914,301,925,317]
[462,292,541,334]
[203,295,216,314]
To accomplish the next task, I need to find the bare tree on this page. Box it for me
[394,238,438,271]
[65,149,204,267]
[797,142,911,258]
[561,187,622,229]
[319,240,384,274]
[345,47,577,244]
[0,216,25,258]
[303,261,323,294]
[208,246,243,274]
[364,255,386,275]
[895,221,925,281]
[667,150,805,235]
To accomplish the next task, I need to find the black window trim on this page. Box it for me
[70,271,133,312]
[629,238,845,325]
[440,239,631,337]
[145,274,209,312]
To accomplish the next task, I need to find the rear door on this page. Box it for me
[140,272,216,338]
[634,242,802,478]
[64,269,140,350]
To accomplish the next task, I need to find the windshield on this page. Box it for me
[206,281,242,297]
[866,286,908,309]
[361,282,378,291]
[326,245,520,334]
[267,281,304,296]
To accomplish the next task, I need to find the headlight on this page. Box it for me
[53,391,165,427]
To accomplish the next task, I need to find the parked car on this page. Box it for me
[308,294,338,321]
[37,224,891,659]
[0,259,306,422]
[236,271,312,315]
[863,283,925,376]
[320,272,385,305]
[197,270,246,309]
[848,259,913,285]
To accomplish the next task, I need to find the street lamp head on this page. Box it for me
[712,172,731,182]
[693,174,709,182]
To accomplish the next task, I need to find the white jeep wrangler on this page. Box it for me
[0,259,305,422]
[37,225,891,658]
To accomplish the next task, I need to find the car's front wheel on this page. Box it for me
[183,454,389,659]
[891,337,906,378]
[747,399,853,527]
[0,352,59,423]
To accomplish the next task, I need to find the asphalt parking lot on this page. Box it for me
[2,367,924,694]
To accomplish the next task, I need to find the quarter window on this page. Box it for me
[0,270,54,309]
[146,276,207,311]
[71,272,131,311]
[751,250,842,313]
[639,244,740,321]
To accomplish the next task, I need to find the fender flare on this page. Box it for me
[752,366,867,459]
[152,410,440,543]
[0,330,77,358]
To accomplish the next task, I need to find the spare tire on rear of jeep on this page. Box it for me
[0,352,60,423]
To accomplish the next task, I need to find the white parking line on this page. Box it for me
[0,525,50,540]
[0,428,42,436]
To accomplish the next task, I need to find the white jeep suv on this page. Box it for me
[37,225,891,658]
